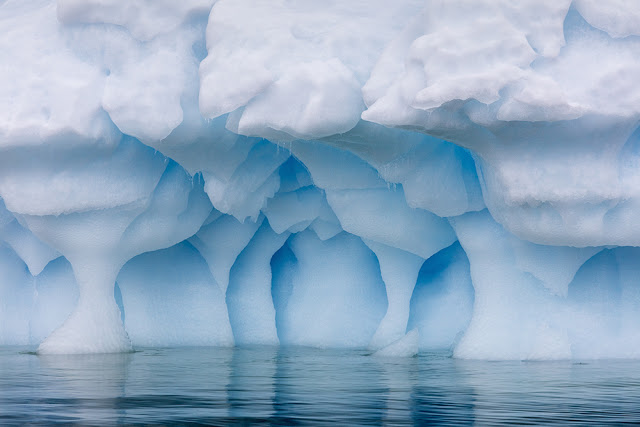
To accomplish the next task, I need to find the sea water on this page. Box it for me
[1,346,640,425]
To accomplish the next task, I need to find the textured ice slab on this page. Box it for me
[373,329,419,358]
[22,151,212,353]
[363,2,640,247]
[365,241,424,350]
[226,221,289,345]
[274,231,387,348]
[407,242,474,350]
[199,0,424,140]
[451,210,640,360]
[0,0,639,359]
[118,242,233,347]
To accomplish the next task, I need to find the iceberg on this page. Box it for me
[0,0,639,359]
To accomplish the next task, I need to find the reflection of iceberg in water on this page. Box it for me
[376,356,418,423]
[2,348,640,423]
[36,348,239,423]
[453,358,640,424]
[271,348,387,424]
[37,353,132,424]
[123,348,234,423]
[228,346,278,422]
[409,354,476,424]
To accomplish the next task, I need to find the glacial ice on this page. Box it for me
[373,329,419,358]
[1,0,639,359]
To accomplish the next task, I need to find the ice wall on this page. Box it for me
[0,0,639,359]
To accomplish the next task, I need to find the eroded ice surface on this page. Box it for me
[0,0,639,358]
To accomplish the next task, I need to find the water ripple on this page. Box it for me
[1,347,640,425]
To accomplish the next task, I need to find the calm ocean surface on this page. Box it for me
[1,346,640,425]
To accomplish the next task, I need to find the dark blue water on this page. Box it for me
[2,346,640,425]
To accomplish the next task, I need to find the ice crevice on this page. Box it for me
[1,0,640,359]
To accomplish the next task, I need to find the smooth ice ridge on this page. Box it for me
[1,0,639,359]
